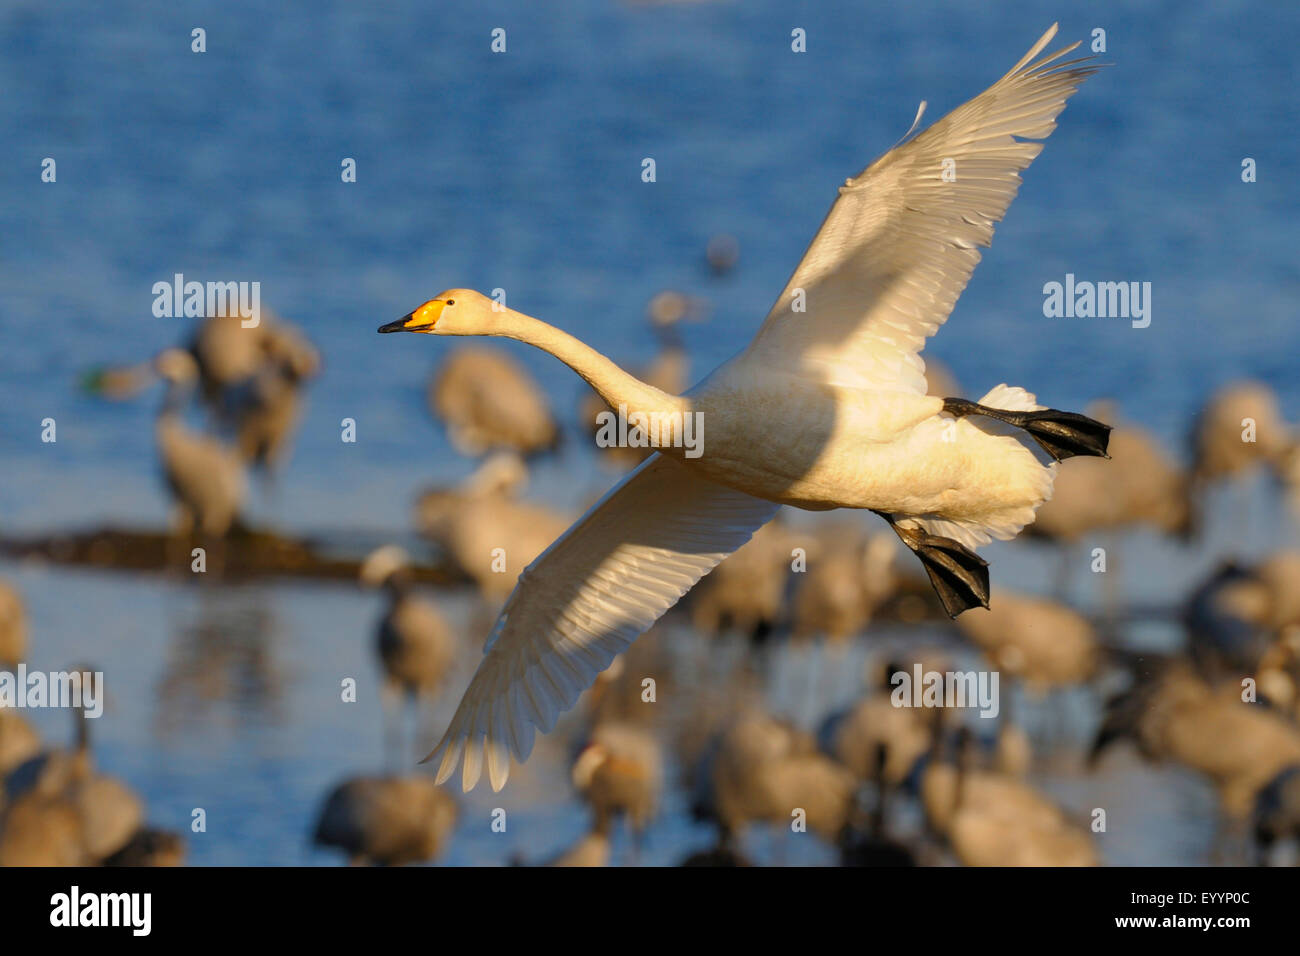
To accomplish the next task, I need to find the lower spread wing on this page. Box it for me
[425,454,780,791]
[746,24,1100,393]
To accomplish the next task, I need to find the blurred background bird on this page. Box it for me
[1,3,1296,868]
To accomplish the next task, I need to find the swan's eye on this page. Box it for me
[446,299,455,306]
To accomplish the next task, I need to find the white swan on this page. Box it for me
[379,25,1108,791]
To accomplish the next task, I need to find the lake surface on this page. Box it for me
[1,0,1296,864]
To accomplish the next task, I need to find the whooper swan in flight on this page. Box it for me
[379,24,1109,791]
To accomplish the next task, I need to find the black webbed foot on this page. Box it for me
[1016,409,1111,461]
[876,513,990,617]
[941,398,1111,462]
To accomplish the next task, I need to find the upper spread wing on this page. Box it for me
[746,24,1100,393]
[425,454,780,791]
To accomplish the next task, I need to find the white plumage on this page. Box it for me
[428,456,779,791]
[381,25,1104,791]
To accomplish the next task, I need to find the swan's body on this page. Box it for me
[380,25,1106,791]
[1182,554,1300,679]
[679,371,1041,530]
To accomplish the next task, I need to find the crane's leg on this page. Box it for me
[942,398,1112,462]
[875,513,989,617]
[166,506,195,571]
[380,683,400,771]
[1053,543,1074,601]
[629,820,645,867]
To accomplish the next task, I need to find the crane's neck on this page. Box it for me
[155,381,191,448]
[76,705,89,752]
[492,310,687,418]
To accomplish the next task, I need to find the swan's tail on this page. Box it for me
[978,384,1044,416]
[898,384,1059,550]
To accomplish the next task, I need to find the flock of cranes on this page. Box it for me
[4,24,1300,867]
[0,694,182,866]
[4,332,1298,867]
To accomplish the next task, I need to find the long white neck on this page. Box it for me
[491,310,687,417]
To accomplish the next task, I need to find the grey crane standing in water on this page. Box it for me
[414,454,573,605]
[153,348,247,540]
[705,710,857,854]
[923,726,1097,866]
[86,309,318,493]
[189,311,274,414]
[1092,664,1300,860]
[570,720,664,861]
[234,320,321,476]
[429,345,559,458]
[538,815,612,867]
[360,546,458,767]
[1189,381,1294,537]
[312,775,457,866]
[2,690,148,865]
[1254,765,1300,866]
[0,709,41,777]
[0,578,26,672]
[0,781,88,865]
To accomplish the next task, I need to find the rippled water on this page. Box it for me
[1,0,1296,864]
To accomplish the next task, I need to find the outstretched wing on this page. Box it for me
[747,24,1100,393]
[425,455,780,791]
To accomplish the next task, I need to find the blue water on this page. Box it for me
[1,0,1297,864]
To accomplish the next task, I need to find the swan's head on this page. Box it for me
[378,289,499,336]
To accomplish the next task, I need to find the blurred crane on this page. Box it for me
[1091,665,1300,829]
[360,546,458,767]
[415,454,572,604]
[430,346,558,458]
[313,775,456,866]
[571,720,664,857]
[153,349,247,538]
[3,697,148,865]
[0,579,26,671]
